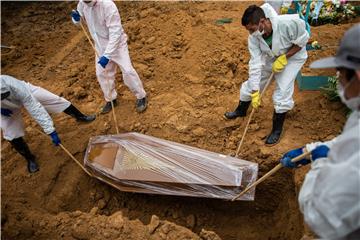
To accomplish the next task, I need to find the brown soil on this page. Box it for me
[1,2,357,240]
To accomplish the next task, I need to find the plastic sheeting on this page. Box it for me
[84,132,258,201]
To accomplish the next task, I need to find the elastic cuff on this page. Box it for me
[72,18,80,25]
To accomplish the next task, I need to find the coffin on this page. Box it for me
[84,132,258,200]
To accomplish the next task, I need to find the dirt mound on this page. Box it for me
[1,1,356,239]
[2,208,222,240]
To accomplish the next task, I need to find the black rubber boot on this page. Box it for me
[265,111,287,146]
[224,101,251,120]
[9,137,39,173]
[101,100,117,114]
[136,97,147,113]
[63,104,96,122]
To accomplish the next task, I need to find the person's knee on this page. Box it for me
[122,66,137,77]
[273,97,294,112]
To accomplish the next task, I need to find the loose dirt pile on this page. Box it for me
[1,2,357,239]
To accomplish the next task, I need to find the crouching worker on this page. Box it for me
[1,75,96,173]
[280,25,360,239]
[224,4,310,146]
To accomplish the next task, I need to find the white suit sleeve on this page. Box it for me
[305,137,338,152]
[103,1,122,59]
[285,18,309,48]
[12,82,55,135]
[72,2,84,25]
[247,36,263,91]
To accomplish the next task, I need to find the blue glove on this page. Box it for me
[1,108,13,117]
[280,147,310,168]
[98,56,109,68]
[311,145,329,161]
[71,10,81,23]
[49,131,61,146]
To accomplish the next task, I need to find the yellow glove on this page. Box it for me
[280,6,289,14]
[251,91,261,109]
[311,40,321,49]
[272,54,288,73]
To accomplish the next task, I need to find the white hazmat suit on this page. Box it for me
[240,3,309,113]
[1,75,70,140]
[299,111,360,239]
[265,0,294,14]
[76,0,146,102]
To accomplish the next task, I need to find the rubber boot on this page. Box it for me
[265,111,287,146]
[224,101,251,120]
[136,97,147,113]
[9,137,39,173]
[101,100,117,114]
[63,104,96,122]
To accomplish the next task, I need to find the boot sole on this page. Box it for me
[223,115,236,120]
[76,115,96,122]
[136,105,147,113]
[223,114,246,120]
[265,131,283,147]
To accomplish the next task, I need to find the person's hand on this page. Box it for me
[49,131,61,146]
[98,56,109,68]
[1,108,13,117]
[272,54,288,73]
[311,145,329,161]
[250,91,260,109]
[280,147,310,168]
[71,10,81,24]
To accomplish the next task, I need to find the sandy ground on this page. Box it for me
[1,1,358,239]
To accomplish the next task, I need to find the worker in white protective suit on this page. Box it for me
[71,0,147,114]
[280,24,360,239]
[224,4,310,145]
[1,75,96,173]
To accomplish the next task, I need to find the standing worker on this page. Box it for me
[1,75,96,173]
[71,0,148,114]
[224,4,310,146]
[280,24,360,239]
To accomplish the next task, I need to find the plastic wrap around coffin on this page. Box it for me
[84,132,258,201]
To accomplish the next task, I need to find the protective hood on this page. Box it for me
[1,76,11,99]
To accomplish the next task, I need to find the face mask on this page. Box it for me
[251,30,262,37]
[337,76,360,111]
[251,23,265,37]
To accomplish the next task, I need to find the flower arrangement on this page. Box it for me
[298,0,359,25]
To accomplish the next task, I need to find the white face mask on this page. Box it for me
[252,29,264,38]
[251,23,265,37]
[337,75,360,111]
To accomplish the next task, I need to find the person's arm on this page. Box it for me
[305,137,338,153]
[285,44,302,59]
[103,1,123,59]
[286,17,310,50]
[76,1,84,17]
[283,17,309,58]
[247,36,263,93]
[11,80,55,135]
